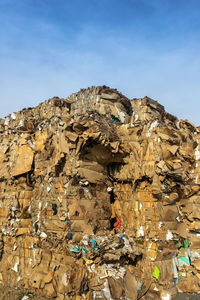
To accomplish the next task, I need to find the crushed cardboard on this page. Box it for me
[0,86,200,299]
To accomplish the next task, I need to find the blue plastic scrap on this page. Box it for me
[89,238,100,251]
[70,247,79,253]
[67,232,72,240]
[70,245,80,253]
[119,234,125,238]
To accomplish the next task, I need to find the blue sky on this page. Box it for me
[1,0,200,124]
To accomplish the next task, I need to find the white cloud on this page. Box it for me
[0,2,200,125]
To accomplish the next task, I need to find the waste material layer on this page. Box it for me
[0,86,200,299]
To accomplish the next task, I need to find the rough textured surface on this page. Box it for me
[0,286,48,300]
[0,86,200,299]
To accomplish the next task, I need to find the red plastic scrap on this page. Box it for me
[115,216,121,228]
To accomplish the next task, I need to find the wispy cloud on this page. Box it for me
[0,0,200,124]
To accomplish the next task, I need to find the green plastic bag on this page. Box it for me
[179,256,190,265]
[153,266,160,279]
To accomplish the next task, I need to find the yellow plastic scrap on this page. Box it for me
[153,266,160,279]
[83,257,93,266]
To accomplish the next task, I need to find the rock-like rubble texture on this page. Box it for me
[0,86,200,299]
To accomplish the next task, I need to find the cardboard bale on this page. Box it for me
[1,85,200,298]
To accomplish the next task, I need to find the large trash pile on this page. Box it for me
[0,86,200,299]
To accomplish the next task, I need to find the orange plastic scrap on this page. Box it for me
[115,216,121,228]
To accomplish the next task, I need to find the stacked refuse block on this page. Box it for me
[0,86,200,299]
